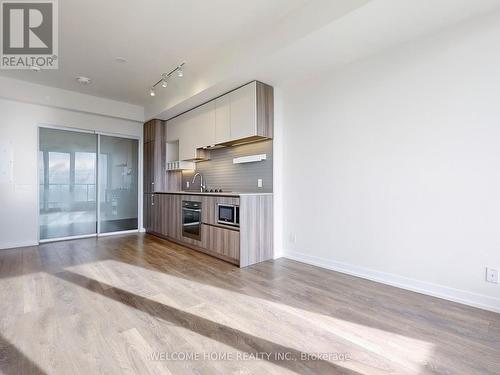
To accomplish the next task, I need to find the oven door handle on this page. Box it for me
[182,208,201,213]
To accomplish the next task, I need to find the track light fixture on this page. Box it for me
[149,62,185,97]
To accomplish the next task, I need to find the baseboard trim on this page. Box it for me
[0,240,38,250]
[284,250,500,314]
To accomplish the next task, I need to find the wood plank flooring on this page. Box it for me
[0,234,499,374]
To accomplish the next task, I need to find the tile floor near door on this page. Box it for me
[0,234,499,375]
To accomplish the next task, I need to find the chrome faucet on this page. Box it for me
[192,172,205,192]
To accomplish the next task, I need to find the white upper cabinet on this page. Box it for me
[191,101,216,149]
[167,102,215,161]
[166,81,273,161]
[166,114,182,142]
[229,81,257,141]
[215,94,231,144]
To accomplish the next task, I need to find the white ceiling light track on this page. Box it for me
[150,62,185,97]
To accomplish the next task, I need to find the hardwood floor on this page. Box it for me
[0,234,499,374]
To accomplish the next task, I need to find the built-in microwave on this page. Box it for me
[217,204,239,227]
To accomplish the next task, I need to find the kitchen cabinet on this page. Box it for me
[165,81,273,161]
[166,106,213,162]
[152,194,163,234]
[201,224,240,262]
[179,102,215,161]
[192,101,216,149]
[216,81,274,144]
[143,193,162,235]
[229,82,257,141]
[144,193,164,234]
[143,194,153,232]
[145,193,273,268]
[143,119,166,193]
[143,142,153,193]
[167,194,182,240]
[215,94,231,144]
[201,196,239,225]
[143,119,163,143]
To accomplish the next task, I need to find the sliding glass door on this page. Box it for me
[39,127,138,241]
[99,135,139,233]
[39,128,97,240]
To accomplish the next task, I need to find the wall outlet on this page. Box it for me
[289,233,296,244]
[257,179,263,188]
[486,268,499,284]
[186,181,190,188]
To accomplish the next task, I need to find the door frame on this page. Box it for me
[37,124,141,243]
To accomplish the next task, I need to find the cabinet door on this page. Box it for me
[215,94,231,144]
[143,142,154,193]
[178,110,196,161]
[158,194,169,237]
[230,82,256,140]
[143,122,152,142]
[143,118,165,193]
[201,224,240,262]
[144,119,163,143]
[179,135,194,161]
[152,136,165,191]
[194,101,216,149]
[178,102,215,160]
[168,195,182,239]
[166,115,182,143]
[143,194,153,232]
[151,194,162,233]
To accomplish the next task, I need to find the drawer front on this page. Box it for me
[201,224,240,261]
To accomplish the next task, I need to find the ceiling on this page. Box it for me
[0,0,309,106]
[2,0,500,121]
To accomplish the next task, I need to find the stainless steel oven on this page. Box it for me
[217,203,239,227]
[182,201,202,240]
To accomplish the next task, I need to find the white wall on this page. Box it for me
[0,98,142,250]
[281,13,500,312]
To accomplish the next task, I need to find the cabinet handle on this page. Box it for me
[151,194,155,205]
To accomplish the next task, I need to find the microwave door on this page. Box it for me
[218,205,234,223]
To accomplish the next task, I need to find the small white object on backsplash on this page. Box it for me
[233,154,267,164]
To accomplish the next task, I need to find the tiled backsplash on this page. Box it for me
[181,140,273,193]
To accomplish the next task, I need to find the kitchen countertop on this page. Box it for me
[154,191,273,197]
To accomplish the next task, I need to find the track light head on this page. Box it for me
[149,63,185,96]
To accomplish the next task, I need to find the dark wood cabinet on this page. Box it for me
[144,194,180,238]
[167,195,182,240]
[143,193,153,232]
[143,119,167,233]
[143,119,164,143]
[143,142,154,193]
[143,119,165,194]
[143,193,163,234]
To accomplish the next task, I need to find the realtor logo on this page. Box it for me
[1,0,58,69]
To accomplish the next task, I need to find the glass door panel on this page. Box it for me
[39,128,97,240]
[99,135,138,233]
